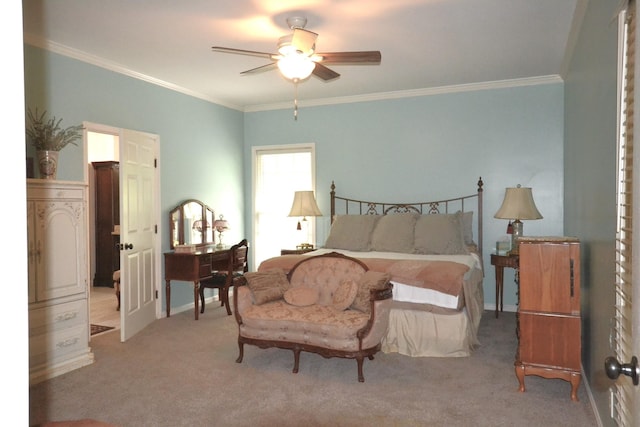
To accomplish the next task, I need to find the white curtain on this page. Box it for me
[253,144,317,270]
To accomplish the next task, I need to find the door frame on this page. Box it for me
[83,121,162,337]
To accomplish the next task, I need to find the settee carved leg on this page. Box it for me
[356,356,365,382]
[236,341,244,363]
[368,355,374,360]
[293,349,301,374]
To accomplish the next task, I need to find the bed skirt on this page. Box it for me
[381,307,474,358]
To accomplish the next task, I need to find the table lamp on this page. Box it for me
[288,190,322,249]
[494,185,543,254]
[213,215,229,249]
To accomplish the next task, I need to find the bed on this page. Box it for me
[258,177,484,358]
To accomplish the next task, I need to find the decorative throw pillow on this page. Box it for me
[413,211,468,255]
[350,271,391,314]
[284,287,320,307]
[244,269,290,305]
[323,215,380,251]
[370,213,419,253]
[331,279,359,311]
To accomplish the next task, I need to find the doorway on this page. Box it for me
[87,130,121,333]
[85,123,161,342]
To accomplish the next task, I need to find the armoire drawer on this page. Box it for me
[29,299,88,337]
[27,184,84,201]
[29,323,89,369]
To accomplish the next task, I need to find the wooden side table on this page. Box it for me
[490,253,519,318]
[281,248,316,255]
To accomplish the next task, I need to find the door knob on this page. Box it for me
[605,355,639,385]
[125,243,134,250]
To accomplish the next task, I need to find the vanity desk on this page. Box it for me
[165,199,229,320]
[164,246,230,320]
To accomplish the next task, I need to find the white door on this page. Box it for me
[119,129,158,342]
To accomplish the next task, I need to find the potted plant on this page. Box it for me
[26,108,84,179]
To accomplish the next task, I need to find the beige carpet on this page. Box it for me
[29,308,598,427]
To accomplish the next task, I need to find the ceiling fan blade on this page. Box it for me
[211,46,277,60]
[312,63,340,81]
[291,28,318,55]
[316,51,382,64]
[240,62,278,75]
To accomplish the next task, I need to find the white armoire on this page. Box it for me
[27,180,94,384]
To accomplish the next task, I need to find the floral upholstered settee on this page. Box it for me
[233,252,393,382]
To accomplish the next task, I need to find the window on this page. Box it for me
[252,144,317,270]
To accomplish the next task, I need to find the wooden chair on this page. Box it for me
[199,239,248,315]
[113,270,121,311]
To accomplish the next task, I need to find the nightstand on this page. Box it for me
[490,253,519,318]
[281,248,316,255]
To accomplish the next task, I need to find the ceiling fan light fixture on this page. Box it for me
[277,54,315,80]
[278,34,315,57]
[278,37,298,56]
[286,16,307,30]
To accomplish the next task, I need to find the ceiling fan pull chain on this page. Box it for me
[293,79,299,120]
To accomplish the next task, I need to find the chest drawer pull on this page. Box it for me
[55,311,78,323]
[56,337,79,348]
[570,259,574,297]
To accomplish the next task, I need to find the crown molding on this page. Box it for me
[24,33,563,114]
[244,75,564,112]
[23,33,243,112]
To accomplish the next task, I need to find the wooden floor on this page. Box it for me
[90,285,120,330]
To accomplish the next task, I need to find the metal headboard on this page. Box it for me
[330,177,484,255]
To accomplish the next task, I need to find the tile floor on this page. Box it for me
[90,285,120,330]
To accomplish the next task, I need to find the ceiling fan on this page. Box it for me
[211,16,382,83]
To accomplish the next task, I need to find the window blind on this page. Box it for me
[612,1,635,425]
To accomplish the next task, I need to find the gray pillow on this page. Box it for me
[370,213,419,253]
[323,215,380,251]
[414,212,468,255]
[460,211,474,245]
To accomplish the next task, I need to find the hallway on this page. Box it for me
[90,286,120,332]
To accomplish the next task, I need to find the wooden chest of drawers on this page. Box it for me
[516,237,581,401]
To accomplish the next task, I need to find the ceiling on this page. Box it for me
[22,0,583,112]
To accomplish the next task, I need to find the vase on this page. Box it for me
[36,150,59,180]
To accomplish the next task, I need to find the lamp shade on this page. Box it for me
[213,216,229,232]
[494,185,543,220]
[288,191,322,218]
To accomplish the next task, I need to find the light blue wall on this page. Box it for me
[23,40,573,334]
[22,3,626,422]
[245,83,565,309]
[24,45,245,311]
[24,43,567,319]
[564,1,619,425]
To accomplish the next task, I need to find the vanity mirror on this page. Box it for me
[169,199,215,249]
